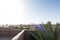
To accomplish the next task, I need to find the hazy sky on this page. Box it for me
[0,0,60,24]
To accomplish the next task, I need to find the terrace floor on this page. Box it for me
[0,29,21,40]
[0,37,12,40]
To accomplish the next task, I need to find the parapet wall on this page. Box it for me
[12,30,25,40]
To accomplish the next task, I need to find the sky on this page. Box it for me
[0,0,60,24]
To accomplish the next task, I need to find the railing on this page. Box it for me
[11,29,25,40]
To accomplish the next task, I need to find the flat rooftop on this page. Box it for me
[0,29,21,40]
[0,37,12,40]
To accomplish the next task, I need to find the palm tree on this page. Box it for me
[30,21,60,40]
